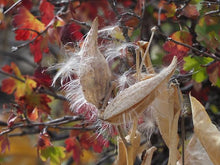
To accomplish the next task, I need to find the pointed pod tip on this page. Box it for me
[91,17,99,31]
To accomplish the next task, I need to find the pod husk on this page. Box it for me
[103,56,177,124]
[79,18,111,109]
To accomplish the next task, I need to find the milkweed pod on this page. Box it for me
[102,56,177,124]
[79,17,112,109]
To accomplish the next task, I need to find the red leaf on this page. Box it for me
[0,135,10,153]
[29,36,49,63]
[7,112,17,127]
[21,0,33,10]
[60,23,83,44]
[13,7,45,40]
[39,0,54,25]
[2,64,13,73]
[65,137,81,164]
[33,67,52,87]
[207,62,220,85]
[80,132,92,150]
[181,4,199,19]
[92,134,109,153]
[163,31,192,65]
[1,78,16,94]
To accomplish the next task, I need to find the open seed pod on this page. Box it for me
[102,56,177,124]
[79,17,112,109]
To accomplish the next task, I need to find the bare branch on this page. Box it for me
[3,0,22,14]
[0,70,25,82]
[0,116,84,136]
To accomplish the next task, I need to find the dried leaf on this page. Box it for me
[177,135,213,165]
[152,84,181,165]
[103,56,177,124]
[141,146,157,165]
[190,95,220,165]
[79,17,111,108]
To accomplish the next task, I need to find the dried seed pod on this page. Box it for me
[79,18,112,109]
[102,56,177,124]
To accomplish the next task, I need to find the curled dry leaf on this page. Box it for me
[190,95,220,165]
[79,17,111,109]
[152,82,181,165]
[141,146,157,165]
[113,130,147,165]
[102,56,177,124]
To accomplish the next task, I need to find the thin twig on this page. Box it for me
[0,116,84,136]
[3,0,22,14]
[38,88,67,101]
[0,70,25,82]
[157,31,220,61]
[70,18,91,28]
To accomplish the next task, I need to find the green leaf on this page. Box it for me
[40,146,66,165]
[183,56,214,83]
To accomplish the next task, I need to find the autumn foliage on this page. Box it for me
[0,0,220,165]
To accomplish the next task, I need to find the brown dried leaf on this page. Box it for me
[103,56,177,124]
[141,146,157,165]
[152,85,181,165]
[113,130,143,165]
[190,95,220,165]
[79,18,112,108]
[177,135,213,165]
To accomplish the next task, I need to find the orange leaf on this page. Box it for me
[1,78,16,94]
[28,107,39,121]
[38,133,51,150]
[13,7,45,40]
[163,31,192,65]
